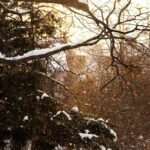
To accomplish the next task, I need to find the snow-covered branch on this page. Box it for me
[0,34,100,63]
[0,1,31,15]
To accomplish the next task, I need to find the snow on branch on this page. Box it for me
[0,34,100,64]
[0,2,31,15]
[79,129,98,140]
[78,0,88,5]
[51,111,72,121]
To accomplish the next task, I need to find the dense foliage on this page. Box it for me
[0,2,117,149]
[0,72,117,149]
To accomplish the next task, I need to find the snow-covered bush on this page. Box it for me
[0,74,117,149]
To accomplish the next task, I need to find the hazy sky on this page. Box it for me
[70,0,150,42]
[134,0,149,5]
[92,0,150,7]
